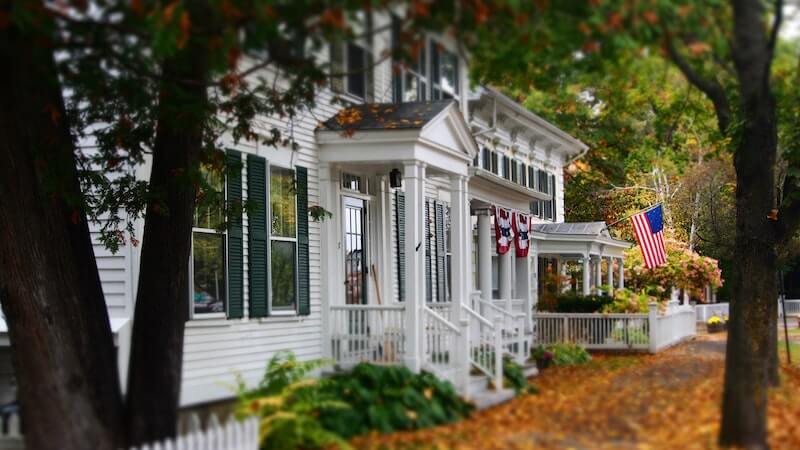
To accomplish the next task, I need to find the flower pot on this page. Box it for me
[535,358,551,371]
[707,322,725,333]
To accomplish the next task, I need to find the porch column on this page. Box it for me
[499,243,512,302]
[582,254,591,296]
[449,175,470,315]
[618,257,625,289]
[528,241,538,333]
[477,209,493,303]
[319,163,340,360]
[404,162,426,372]
[594,255,602,295]
[606,256,614,295]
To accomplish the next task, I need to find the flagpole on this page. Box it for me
[603,203,662,231]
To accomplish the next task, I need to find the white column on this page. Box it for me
[594,255,602,295]
[499,246,512,302]
[319,163,340,360]
[449,175,470,315]
[618,257,625,289]
[528,241,538,333]
[606,256,614,295]
[404,162,426,372]
[582,254,591,296]
[477,210,493,303]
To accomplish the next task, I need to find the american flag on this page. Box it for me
[630,205,667,269]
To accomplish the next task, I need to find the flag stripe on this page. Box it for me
[630,209,667,269]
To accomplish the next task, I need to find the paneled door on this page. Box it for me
[343,196,368,305]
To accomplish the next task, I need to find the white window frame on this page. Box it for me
[267,163,300,316]
[190,174,228,320]
[429,38,460,101]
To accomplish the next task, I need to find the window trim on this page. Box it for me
[331,40,372,102]
[190,173,229,320]
[267,163,300,315]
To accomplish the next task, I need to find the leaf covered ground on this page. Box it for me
[352,334,800,449]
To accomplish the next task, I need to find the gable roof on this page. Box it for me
[318,100,455,132]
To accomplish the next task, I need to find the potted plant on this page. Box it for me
[531,345,554,371]
[707,316,725,333]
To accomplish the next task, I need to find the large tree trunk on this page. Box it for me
[719,1,778,447]
[0,9,124,450]
[125,6,212,445]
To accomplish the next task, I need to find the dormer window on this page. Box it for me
[331,41,374,101]
[430,40,459,100]
[391,27,460,103]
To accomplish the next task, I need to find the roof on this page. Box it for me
[533,221,610,236]
[319,100,456,132]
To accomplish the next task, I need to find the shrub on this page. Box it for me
[319,363,473,438]
[600,288,651,313]
[548,343,592,366]
[502,356,537,395]
[538,291,613,313]
[610,327,649,343]
[235,352,351,450]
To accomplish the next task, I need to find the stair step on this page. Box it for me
[469,374,489,391]
[470,387,516,410]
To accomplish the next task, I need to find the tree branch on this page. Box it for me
[664,33,733,135]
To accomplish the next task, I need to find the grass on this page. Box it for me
[778,340,800,363]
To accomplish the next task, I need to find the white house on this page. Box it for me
[0,12,629,410]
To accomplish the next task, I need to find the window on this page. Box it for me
[510,160,518,183]
[430,40,459,100]
[481,147,491,170]
[270,166,298,310]
[528,166,535,189]
[502,156,511,180]
[331,41,373,101]
[490,151,499,174]
[192,165,227,316]
[520,163,527,187]
[392,37,459,103]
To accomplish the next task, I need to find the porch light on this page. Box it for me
[389,168,402,188]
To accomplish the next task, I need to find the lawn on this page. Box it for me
[352,334,800,450]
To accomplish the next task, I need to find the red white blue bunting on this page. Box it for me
[513,212,531,258]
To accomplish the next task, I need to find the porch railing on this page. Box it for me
[533,312,650,350]
[473,297,527,362]
[463,303,503,390]
[426,302,455,323]
[330,304,406,366]
[422,305,464,386]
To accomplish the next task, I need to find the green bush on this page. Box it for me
[502,356,537,395]
[538,292,614,313]
[548,343,592,366]
[235,352,351,450]
[319,363,473,438]
[610,327,649,343]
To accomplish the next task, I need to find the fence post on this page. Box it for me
[458,318,471,397]
[563,315,569,342]
[493,316,504,391]
[648,303,658,354]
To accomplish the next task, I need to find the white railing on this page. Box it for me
[474,297,527,362]
[0,413,258,450]
[426,302,455,323]
[780,299,800,317]
[695,303,729,323]
[491,298,526,315]
[330,304,406,366]
[463,304,503,390]
[533,312,650,350]
[422,306,463,386]
[651,305,696,352]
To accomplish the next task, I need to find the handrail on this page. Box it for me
[330,304,405,311]
[479,299,526,319]
[463,303,493,328]
[422,306,461,334]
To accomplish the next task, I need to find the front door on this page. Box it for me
[343,196,368,305]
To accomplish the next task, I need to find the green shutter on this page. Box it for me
[550,174,557,222]
[247,154,269,318]
[435,202,446,302]
[395,191,405,302]
[425,200,432,303]
[226,150,244,319]
[296,166,310,316]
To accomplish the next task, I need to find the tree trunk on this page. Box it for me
[125,6,212,444]
[0,10,124,450]
[719,2,778,447]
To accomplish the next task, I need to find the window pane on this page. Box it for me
[404,72,420,102]
[439,50,459,95]
[271,240,297,309]
[194,164,224,229]
[346,43,366,99]
[271,166,296,238]
[193,232,226,314]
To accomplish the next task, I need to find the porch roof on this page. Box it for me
[533,221,632,258]
[315,101,478,177]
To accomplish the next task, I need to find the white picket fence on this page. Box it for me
[780,299,800,317]
[695,303,729,323]
[0,413,258,450]
[533,303,696,353]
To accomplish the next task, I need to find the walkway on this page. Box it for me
[353,334,800,449]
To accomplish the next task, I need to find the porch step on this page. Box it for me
[469,374,489,392]
[521,361,539,378]
[470,385,516,410]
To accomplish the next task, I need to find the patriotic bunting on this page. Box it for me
[494,207,513,255]
[513,212,531,257]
